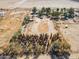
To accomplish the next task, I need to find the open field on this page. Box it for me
[59,21,79,59]
[24,17,57,35]
[0,9,26,50]
[59,21,79,52]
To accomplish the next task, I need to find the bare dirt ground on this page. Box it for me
[38,21,48,33]
[59,20,79,59]
[0,9,26,52]
[24,17,57,35]
[37,55,51,59]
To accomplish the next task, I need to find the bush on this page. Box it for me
[22,16,30,25]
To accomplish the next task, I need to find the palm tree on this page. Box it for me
[60,8,64,14]
[63,8,67,13]
[51,8,61,20]
[41,7,46,15]
[56,8,59,12]
[32,7,37,15]
[38,10,43,19]
[61,8,69,20]
[46,7,51,17]
[22,16,30,25]
[68,8,74,18]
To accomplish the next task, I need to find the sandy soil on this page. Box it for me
[60,23,79,52]
[58,20,79,59]
[0,10,26,49]
[37,55,51,59]
[38,22,48,33]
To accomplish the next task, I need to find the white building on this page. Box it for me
[0,11,5,17]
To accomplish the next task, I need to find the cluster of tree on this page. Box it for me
[50,33,71,59]
[2,32,71,59]
[9,33,55,56]
[32,7,75,20]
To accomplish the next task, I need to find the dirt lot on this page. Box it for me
[59,21,79,59]
[60,23,79,52]
[24,17,57,35]
[0,10,26,50]
[38,21,48,33]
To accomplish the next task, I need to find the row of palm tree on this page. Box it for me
[32,7,75,20]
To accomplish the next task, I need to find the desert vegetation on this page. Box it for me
[32,7,75,20]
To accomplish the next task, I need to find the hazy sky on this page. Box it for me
[72,0,79,2]
[0,0,79,8]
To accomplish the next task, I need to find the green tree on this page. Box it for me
[46,7,51,17]
[51,9,61,20]
[10,29,21,42]
[38,10,43,18]
[32,7,37,14]
[41,7,46,15]
[60,8,64,14]
[22,16,30,25]
[68,8,74,18]
[56,8,59,12]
